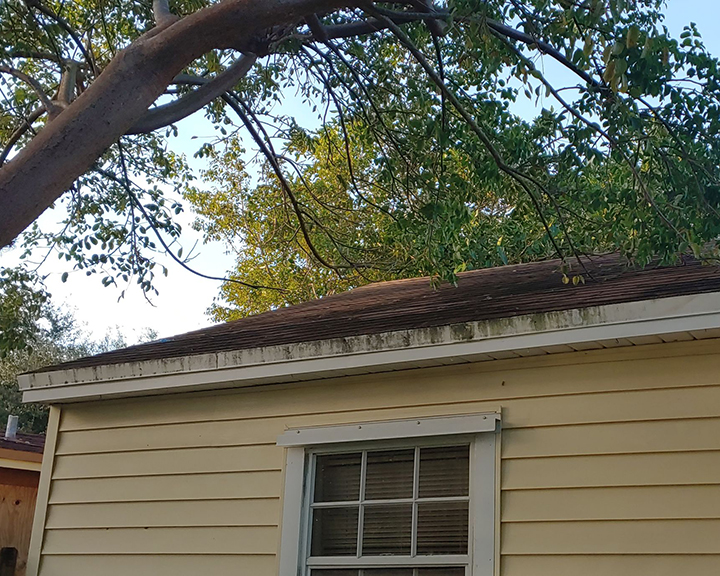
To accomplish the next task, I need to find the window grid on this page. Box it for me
[410,446,420,558]
[356,451,367,557]
[307,443,471,569]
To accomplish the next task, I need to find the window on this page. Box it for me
[278,414,499,576]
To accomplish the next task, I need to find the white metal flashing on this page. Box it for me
[18,291,720,403]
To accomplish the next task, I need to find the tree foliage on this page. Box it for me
[2,0,720,317]
[0,301,79,434]
[0,270,86,433]
[0,270,157,433]
[0,267,51,356]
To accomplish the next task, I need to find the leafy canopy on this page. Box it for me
[2,0,720,319]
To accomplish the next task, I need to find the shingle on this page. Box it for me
[0,432,45,454]
[34,254,720,373]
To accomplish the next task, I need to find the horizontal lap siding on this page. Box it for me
[502,555,720,576]
[38,555,275,576]
[36,340,720,576]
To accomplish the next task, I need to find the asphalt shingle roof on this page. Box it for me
[35,253,720,374]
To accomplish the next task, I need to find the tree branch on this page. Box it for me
[56,62,79,107]
[492,31,679,236]
[362,2,565,259]
[153,0,179,28]
[0,65,60,116]
[224,92,347,273]
[6,49,67,64]
[0,0,351,249]
[115,142,286,292]
[305,13,329,42]
[321,8,601,89]
[24,0,97,74]
[129,54,257,134]
[0,107,46,166]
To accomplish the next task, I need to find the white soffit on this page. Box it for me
[18,291,720,403]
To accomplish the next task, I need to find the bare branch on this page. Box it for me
[321,8,601,89]
[305,13,329,42]
[0,65,61,116]
[0,107,46,166]
[225,92,347,273]
[56,62,79,107]
[25,0,97,74]
[111,148,288,292]
[6,49,67,64]
[153,0,179,28]
[129,54,257,134]
[299,47,399,222]
[322,12,420,39]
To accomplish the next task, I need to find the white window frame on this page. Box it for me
[277,413,500,576]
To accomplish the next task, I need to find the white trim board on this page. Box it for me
[277,413,499,576]
[19,291,720,403]
[278,413,501,447]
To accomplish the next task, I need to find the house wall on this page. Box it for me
[30,338,720,576]
[1,467,40,576]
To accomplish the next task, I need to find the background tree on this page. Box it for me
[0,269,157,432]
[2,0,720,315]
[0,267,51,357]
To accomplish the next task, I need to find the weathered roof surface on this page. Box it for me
[35,253,720,374]
[0,432,45,454]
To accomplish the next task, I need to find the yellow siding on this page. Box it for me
[33,339,720,575]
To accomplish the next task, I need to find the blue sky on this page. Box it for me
[3,1,720,343]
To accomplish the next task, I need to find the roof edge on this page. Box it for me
[19,291,720,404]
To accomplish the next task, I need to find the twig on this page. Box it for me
[115,142,286,292]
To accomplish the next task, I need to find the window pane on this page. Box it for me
[311,507,359,556]
[417,569,466,576]
[315,453,362,502]
[418,446,469,498]
[362,504,412,555]
[363,570,413,575]
[364,449,415,500]
[417,502,469,555]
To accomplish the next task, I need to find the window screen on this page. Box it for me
[308,444,470,574]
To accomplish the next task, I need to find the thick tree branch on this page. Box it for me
[129,54,257,134]
[0,0,351,249]
[305,13,329,42]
